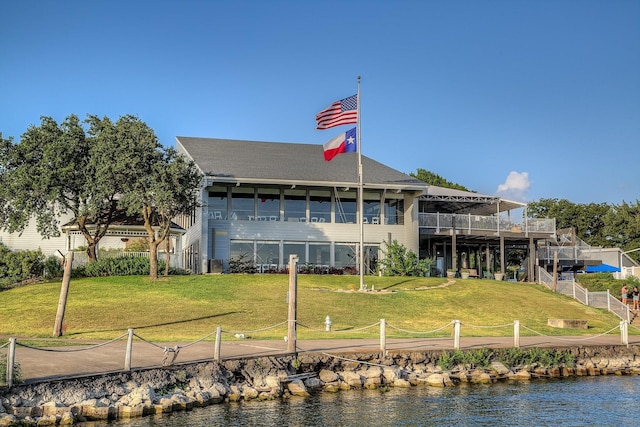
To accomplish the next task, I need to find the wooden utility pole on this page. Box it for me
[53,252,73,337]
[287,254,298,354]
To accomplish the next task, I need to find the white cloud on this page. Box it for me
[495,171,530,202]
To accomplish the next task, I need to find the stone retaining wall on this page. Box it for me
[2,345,640,426]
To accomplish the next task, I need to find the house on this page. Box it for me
[175,136,426,274]
[175,136,557,280]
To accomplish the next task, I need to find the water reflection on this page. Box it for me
[94,376,640,426]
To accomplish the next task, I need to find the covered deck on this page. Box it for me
[418,187,556,281]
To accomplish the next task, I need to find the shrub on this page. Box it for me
[73,255,190,277]
[496,347,528,368]
[228,253,257,274]
[495,348,575,369]
[437,349,494,370]
[576,272,618,292]
[80,256,151,277]
[379,240,433,276]
[0,243,45,287]
[43,255,64,279]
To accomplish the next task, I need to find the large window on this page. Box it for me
[335,190,357,223]
[256,241,279,272]
[284,189,307,222]
[283,242,306,265]
[309,190,331,223]
[257,188,280,221]
[335,243,357,268]
[230,240,254,263]
[308,242,330,266]
[208,186,228,220]
[363,192,381,224]
[384,196,404,225]
[231,187,255,220]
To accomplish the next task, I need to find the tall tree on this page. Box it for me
[527,198,640,255]
[410,168,472,192]
[0,114,162,261]
[121,147,202,279]
[603,201,640,261]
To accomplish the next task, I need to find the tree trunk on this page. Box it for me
[164,237,171,276]
[86,241,98,262]
[149,240,160,280]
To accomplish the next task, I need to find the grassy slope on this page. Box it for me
[0,275,622,342]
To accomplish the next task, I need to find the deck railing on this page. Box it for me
[419,212,555,235]
[537,245,603,262]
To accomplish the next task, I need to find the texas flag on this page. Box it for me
[323,127,357,161]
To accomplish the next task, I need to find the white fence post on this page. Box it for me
[124,328,134,371]
[214,326,222,362]
[514,320,520,348]
[620,321,629,346]
[379,319,386,355]
[453,320,461,350]
[607,289,611,312]
[585,289,589,306]
[6,338,16,389]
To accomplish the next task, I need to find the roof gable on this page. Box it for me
[176,136,426,190]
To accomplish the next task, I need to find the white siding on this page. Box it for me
[0,216,73,256]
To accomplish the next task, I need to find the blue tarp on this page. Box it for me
[585,264,621,273]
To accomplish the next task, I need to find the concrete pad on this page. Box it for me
[548,319,588,329]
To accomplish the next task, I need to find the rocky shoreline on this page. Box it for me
[2,345,640,426]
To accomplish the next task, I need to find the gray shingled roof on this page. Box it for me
[176,136,427,190]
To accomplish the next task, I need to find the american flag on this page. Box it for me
[315,94,358,130]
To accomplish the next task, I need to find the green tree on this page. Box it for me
[603,201,640,261]
[410,168,472,192]
[0,114,185,268]
[527,198,611,247]
[121,147,202,279]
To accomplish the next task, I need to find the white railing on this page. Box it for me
[537,267,630,323]
[537,246,603,262]
[419,212,555,235]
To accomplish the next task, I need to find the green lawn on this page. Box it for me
[0,274,623,342]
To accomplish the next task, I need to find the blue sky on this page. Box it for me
[1,0,638,205]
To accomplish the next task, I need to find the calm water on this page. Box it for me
[88,376,639,426]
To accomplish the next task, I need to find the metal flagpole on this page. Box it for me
[357,76,365,291]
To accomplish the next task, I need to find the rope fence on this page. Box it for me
[2,318,632,389]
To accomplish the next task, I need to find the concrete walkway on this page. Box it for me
[4,334,638,384]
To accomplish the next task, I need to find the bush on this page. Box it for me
[495,348,575,369]
[0,243,45,288]
[43,255,64,279]
[71,255,190,278]
[80,256,150,277]
[437,348,576,371]
[228,253,256,274]
[379,240,433,276]
[437,348,494,370]
[576,273,640,297]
